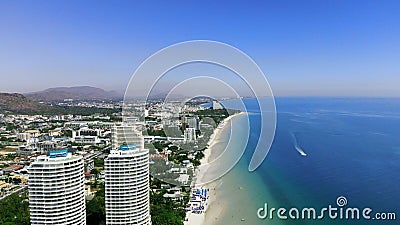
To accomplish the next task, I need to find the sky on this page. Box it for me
[0,0,399,97]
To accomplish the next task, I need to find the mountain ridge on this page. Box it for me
[0,92,121,115]
[25,86,123,102]
[0,93,54,114]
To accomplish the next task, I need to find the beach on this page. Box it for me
[185,112,247,225]
[191,98,400,225]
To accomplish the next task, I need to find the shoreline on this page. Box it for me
[185,112,246,225]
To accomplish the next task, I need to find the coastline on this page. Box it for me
[185,112,246,225]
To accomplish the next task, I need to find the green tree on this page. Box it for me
[12,177,22,184]
[94,158,104,168]
[86,186,106,225]
[0,192,30,225]
[150,190,186,225]
[91,168,100,180]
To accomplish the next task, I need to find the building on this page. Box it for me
[17,145,38,155]
[17,132,31,141]
[28,149,86,225]
[212,100,224,110]
[163,191,183,201]
[105,144,151,225]
[74,135,101,145]
[17,138,39,155]
[85,159,94,173]
[111,125,144,150]
[38,141,57,153]
[186,116,200,130]
[77,127,102,137]
[184,127,197,142]
[2,164,24,175]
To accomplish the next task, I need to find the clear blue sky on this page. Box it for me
[0,0,399,96]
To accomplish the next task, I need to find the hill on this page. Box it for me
[0,93,54,114]
[25,86,122,102]
[0,93,120,115]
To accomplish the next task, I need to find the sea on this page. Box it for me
[204,97,400,225]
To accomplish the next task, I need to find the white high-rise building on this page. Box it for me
[105,144,151,225]
[184,127,197,143]
[212,100,223,110]
[111,125,144,150]
[28,149,86,225]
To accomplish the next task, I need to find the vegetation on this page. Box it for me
[44,106,121,116]
[91,168,100,179]
[146,128,166,137]
[94,158,105,168]
[0,122,20,132]
[0,93,121,115]
[39,124,59,133]
[0,153,18,161]
[86,185,106,225]
[82,116,122,122]
[150,190,186,225]
[194,108,239,124]
[0,192,30,225]
[0,93,53,114]
[151,141,171,151]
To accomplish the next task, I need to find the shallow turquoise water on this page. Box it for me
[207,98,400,225]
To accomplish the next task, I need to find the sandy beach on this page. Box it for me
[185,112,246,225]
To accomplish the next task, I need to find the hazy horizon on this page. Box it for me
[3,84,400,99]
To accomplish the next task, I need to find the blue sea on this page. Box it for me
[204,98,400,225]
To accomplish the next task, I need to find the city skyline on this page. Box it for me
[1,1,399,97]
[1,2,399,225]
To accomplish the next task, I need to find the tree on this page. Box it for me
[94,158,104,168]
[0,192,30,225]
[63,129,73,137]
[86,185,106,225]
[91,168,100,180]
[150,190,186,225]
[12,177,22,184]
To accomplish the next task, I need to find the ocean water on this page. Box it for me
[205,98,400,225]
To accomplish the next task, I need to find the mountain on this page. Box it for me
[0,93,54,114]
[25,86,123,102]
[0,92,121,115]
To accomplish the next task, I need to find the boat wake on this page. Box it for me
[291,132,307,156]
[295,145,307,156]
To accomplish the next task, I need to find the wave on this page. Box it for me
[368,131,387,136]
[318,110,400,119]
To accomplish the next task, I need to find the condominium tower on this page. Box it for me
[111,125,144,150]
[105,144,151,225]
[28,149,86,225]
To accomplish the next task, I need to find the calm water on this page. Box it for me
[208,98,400,225]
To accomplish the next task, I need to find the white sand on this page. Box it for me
[185,112,246,225]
